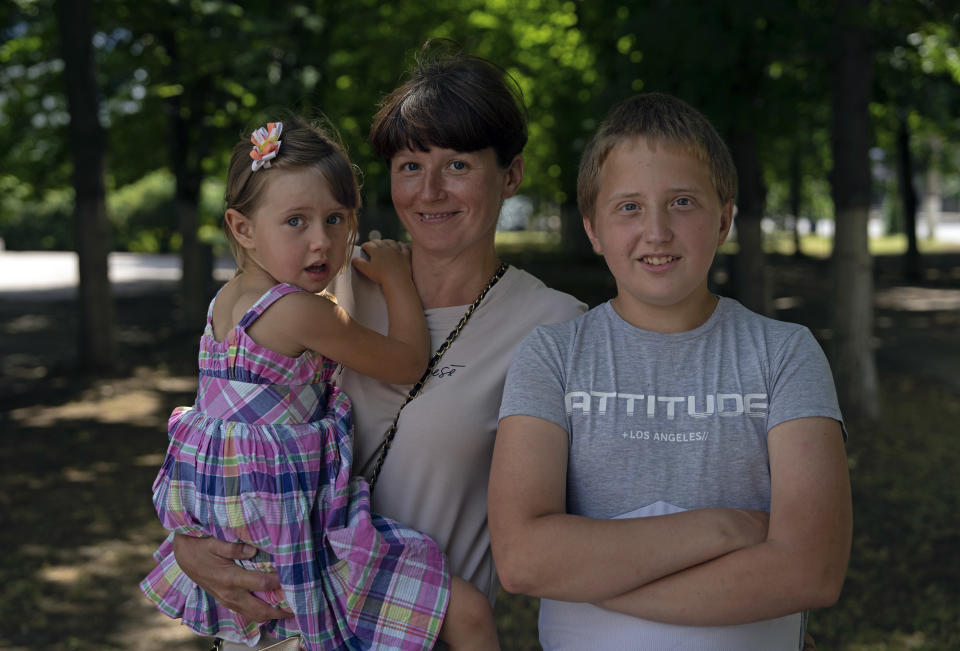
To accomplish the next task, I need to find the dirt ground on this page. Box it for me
[1,252,958,650]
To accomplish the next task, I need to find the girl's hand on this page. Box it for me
[351,239,412,287]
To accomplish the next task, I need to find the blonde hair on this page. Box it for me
[577,93,737,222]
[223,115,360,272]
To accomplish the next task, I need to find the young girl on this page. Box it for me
[140,118,498,650]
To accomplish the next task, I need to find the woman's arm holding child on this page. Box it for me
[441,577,500,650]
[171,535,293,622]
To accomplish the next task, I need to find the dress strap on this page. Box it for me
[205,285,227,326]
[237,283,306,330]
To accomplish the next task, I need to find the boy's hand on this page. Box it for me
[172,534,293,623]
[352,239,412,286]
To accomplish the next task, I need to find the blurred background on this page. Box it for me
[1,0,959,649]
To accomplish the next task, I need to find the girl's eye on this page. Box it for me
[326,213,343,225]
[287,216,303,227]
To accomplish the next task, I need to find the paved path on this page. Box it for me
[0,251,234,300]
[3,250,958,393]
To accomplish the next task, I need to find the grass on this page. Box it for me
[2,250,958,649]
[720,232,960,258]
[493,227,960,258]
[806,371,960,650]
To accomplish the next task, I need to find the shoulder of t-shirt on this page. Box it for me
[719,296,813,340]
[501,266,587,322]
[517,301,604,351]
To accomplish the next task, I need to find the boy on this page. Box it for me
[489,93,852,649]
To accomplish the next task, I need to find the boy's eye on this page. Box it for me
[621,202,639,212]
[287,216,303,227]
[673,197,693,207]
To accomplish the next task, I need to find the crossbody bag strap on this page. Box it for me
[367,263,507,494]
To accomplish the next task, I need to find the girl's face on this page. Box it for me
[388,146,523,261]
[227,167,353,293]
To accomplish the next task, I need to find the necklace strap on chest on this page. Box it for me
[367,263,508,493]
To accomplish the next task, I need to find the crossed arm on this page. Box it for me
[487,414,851,625]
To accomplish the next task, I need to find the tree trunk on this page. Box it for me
[789,142,805,259]
[159,28,209,330]
[167,97,206,329]
[729,129,771,316]
[922,136,942,243]
[829,0,880,424]
[896,110,921,281]
[55,0,117,372]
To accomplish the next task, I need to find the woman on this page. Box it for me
[172,45,586,646]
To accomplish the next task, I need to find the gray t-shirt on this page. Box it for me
[499,297,843,650]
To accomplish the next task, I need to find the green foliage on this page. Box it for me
[107,169,176,252]
[3,0,960,254]
[0,174,73,249]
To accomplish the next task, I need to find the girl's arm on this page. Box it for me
[252,240,429,385]
[350,238,430,375]
[595,416,852,625]
[489,414,769,602]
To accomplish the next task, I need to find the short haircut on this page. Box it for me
[577,93,737,222]
[369,41,528,168]
[224,115,360,271]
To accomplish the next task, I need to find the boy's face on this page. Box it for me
[583,136,732,332]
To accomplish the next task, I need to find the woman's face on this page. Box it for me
[389,147,523,260]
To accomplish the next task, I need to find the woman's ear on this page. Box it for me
[501,154,525,200]
[225,209,255,249]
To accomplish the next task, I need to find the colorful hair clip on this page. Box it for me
[250,122,283,171]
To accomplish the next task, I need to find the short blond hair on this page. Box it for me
[577,93,737,222]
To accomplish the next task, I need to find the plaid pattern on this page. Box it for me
[140,284,449,650]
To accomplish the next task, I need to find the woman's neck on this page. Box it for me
[411,247,502,309]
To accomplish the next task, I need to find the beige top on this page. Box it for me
[329,264,585,602]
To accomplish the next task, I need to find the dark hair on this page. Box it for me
[577,93,737,222]
[224,115,360,270]
[370,41,528,168]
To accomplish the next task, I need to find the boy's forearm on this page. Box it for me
[491,413,769,602]
[597,536,847,625]
[494,508,759,603]
[598,418,852,626]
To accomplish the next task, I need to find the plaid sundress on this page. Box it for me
[140,283,449,650]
